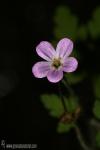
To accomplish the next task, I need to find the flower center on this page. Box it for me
[52,58,61,69]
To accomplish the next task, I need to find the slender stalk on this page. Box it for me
[60,78,93,150]
[62,77,74,96]
[61,77,94,150]
[58,82,67,112]
[74,125,93,150]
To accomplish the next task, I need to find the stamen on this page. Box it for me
[52,58,61,69]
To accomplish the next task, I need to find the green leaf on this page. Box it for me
[57,122,74,133]
[65,96,79,113]
[96,131,100,147]
[41,94,79,118]
[54,6,78,40]
[88,7,100,38]
[41,94,65,118]
[93,75,100,98]
[93,100,100,119]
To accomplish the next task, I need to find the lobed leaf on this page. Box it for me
[93,100,100,119]
[96,131,100,147]
[54,6,78,40]
[93,75,100,98]
[41,94,79,118]
[57,122,74,133]
[41,94,65,118]
[88,7,100,38]
[65,96,79,113]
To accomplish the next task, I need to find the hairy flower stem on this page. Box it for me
[74,125,93,150]
[62,77,75,96]
[61,78,94,150]
[58,82,67,112]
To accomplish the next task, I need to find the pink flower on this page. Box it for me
[32,38,78,83]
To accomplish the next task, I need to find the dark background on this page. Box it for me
[0,0,100,150]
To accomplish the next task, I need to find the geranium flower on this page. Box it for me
[32,38,78,83]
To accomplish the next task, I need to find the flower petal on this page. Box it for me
[36,41,56,61]
[63,57,78,72]
[56,38,73,59]
[47,68,63,83]
[32,61,51,78]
